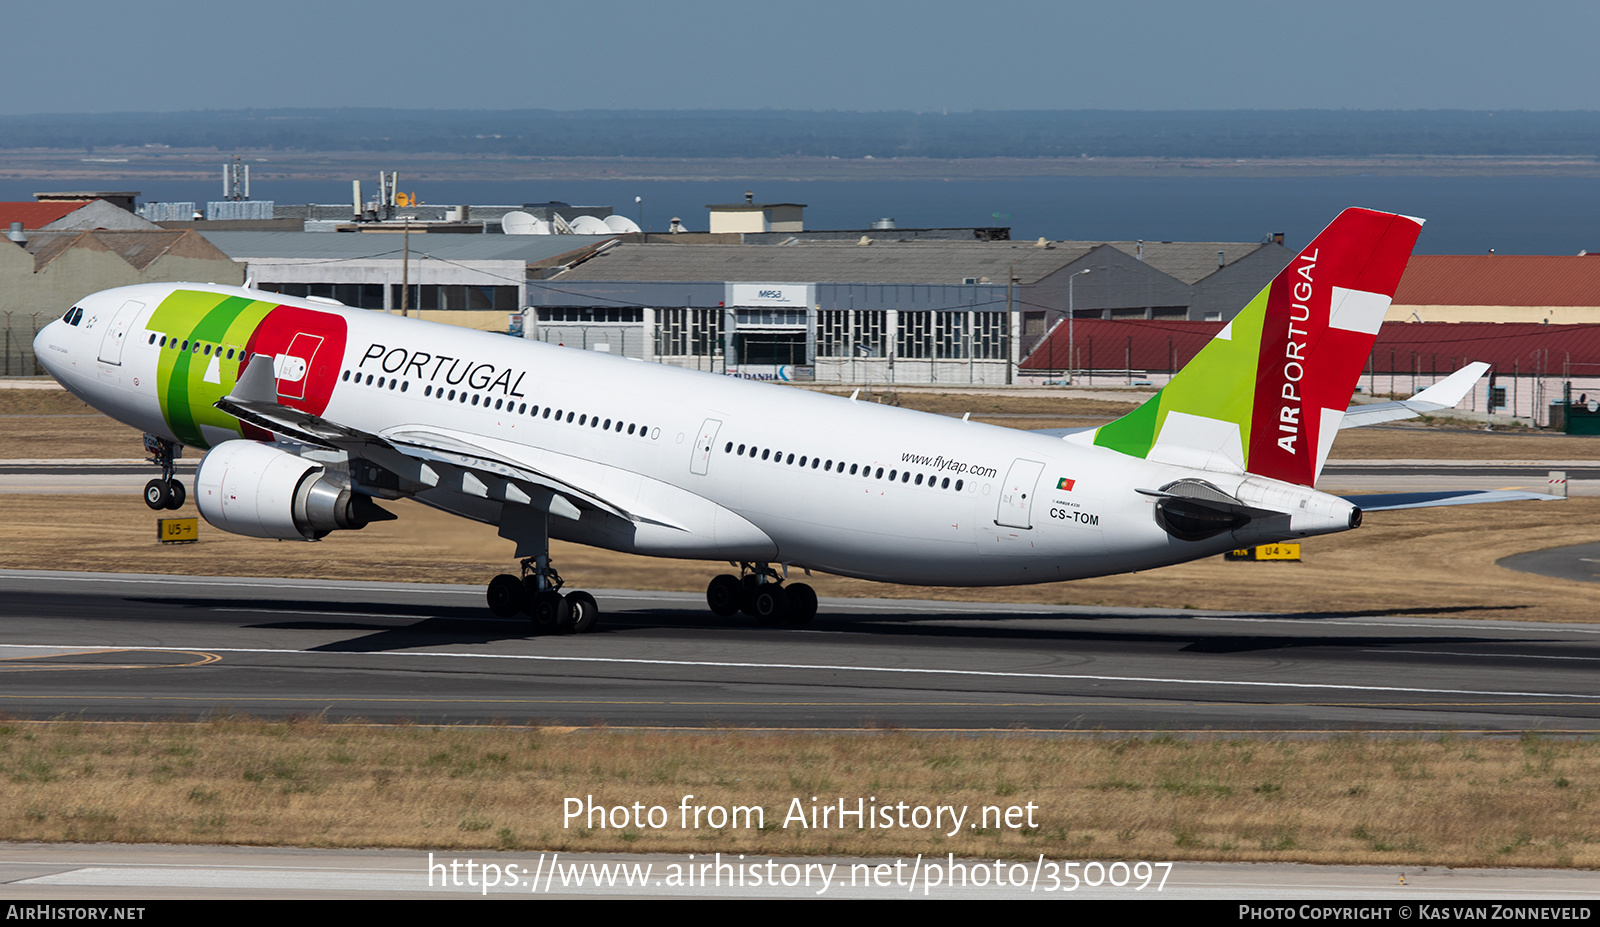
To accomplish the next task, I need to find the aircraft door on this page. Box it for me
[995,458,1045,528]
[96,300,144,365]
[691,418,722,475]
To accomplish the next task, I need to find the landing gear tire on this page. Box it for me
[528,589,570,634]
[566,591,600,634]
[707,574,743,617]
[738,574,763,617]
[784,582,818,626]
[144,479,170,511]
[486,573,525,618]
[750,585,789,624]
[164,479,186,510]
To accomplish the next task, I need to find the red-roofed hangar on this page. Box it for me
[1023,253,1600,426]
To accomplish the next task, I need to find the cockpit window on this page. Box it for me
[62,306,83,326]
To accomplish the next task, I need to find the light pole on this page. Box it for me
[1068,268,1091,385]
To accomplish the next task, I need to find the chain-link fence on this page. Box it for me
[1,312,48,377]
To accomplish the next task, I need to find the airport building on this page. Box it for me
[197,231,616,333]
[0,227,242,376]
[1389,254,1600,325]
[525,237,1289,384]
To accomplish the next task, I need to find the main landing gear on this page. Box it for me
[142,434,185,511]
[707,563,818,626]
[486,555,600,634]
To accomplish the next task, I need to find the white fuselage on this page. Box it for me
[35,283,1358,586]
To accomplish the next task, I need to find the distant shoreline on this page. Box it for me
[3,150,1600,185]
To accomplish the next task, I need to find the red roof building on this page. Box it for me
[0,201,90,230]
[1390,254,1600,324]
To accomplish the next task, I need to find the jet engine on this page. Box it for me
[195,440,391,540]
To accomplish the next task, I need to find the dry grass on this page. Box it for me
[0,719,1595,866]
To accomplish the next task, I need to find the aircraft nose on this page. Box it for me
[32,318,65,377]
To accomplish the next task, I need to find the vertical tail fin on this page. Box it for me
[1087,207,1422,487]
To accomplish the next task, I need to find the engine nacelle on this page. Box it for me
[195,440,386,540]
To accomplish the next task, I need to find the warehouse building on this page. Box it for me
[526,237,1288,384]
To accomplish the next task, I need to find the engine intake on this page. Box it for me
[195,440,392,540]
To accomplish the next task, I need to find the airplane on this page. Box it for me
[31,208,1554,633]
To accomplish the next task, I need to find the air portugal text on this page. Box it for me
[1277,248,1316,456]
[358,343,529,398]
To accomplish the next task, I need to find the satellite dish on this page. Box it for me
[568,215,612,235]
[604,215,642,234]
[501,211,539,235]
[1587,400,1597,413]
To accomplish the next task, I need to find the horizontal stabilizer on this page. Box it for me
[1341,362,1490,429]
[1344,488,1565,511]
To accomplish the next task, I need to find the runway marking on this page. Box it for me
[1368,649,1600,662]
[0,648,220,672]
[3,643,1597,700]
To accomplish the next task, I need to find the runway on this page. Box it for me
[3,569,1599,733]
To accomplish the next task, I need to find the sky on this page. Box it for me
[8,0,1600,114]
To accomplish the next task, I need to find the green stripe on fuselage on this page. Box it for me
[149,290,279,448]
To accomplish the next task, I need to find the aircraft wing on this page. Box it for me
[214,355,645,525]
[1340,362,1489,429]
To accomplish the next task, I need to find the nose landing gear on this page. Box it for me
[142,434,185,510]
[707,563,818,626]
